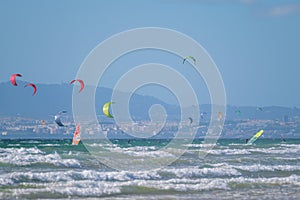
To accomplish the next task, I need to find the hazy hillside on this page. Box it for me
[1,81,299,121]
[0,81,178,120]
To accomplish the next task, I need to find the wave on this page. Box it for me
[19,140,41,144]
[87,143,158,151]
[183,143,217,148]
[279,144,300,148]
[0,165,243,187]
[1,180,122,197]
[38,144,61,147]
[233,164,300,172]
[1,173,299,197]
[0,147,80,167]
[87,144,174,158]
[160,166,241,178]
[115,148,175,158]
[206,149,251,155]
[0,147,43,154]
[137,174,300,192]
[249,147,300,154]
[197,145,300,156]
[0,169,161,185]
[7,144,21,146]
[1,140,300,198]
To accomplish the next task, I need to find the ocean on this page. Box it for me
[0,138,299,199]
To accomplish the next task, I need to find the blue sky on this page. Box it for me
[0,0,299,107]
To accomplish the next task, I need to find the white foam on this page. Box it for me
[185,143,300,156]
[271,157,300,161]
[1,169,299,197]
[249,147,300,154]
[74,170,161,181]
[129,174,300,192]
[0,147,80,167]
[0,169,161,185]
[8,181,122,197]
[104,146,175,158]
[160,166,241,177]
[202,145,300,155]
[229,174,300,186]
[87,143,118,148]
[121,149,176,158]
[87,143,158,152]
[233,164,300,172]
[123,146,157,151]
[128,178,230,192]
[279,144,300,148]
[20,140,40,144]
[38,144,61,147]
[0,171,71,185]
[0,147,43,154]
[207,148,251,155]
[7,144,21,146]
[183,143,216,148]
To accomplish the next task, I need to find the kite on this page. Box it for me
[10,74,22,86]
[55,111,67,127]
[70,79,85,93]
[103,102,114,118]
[188,117,193,124]
[24,83,37,96]
[235,109,241,115]
[183,56,196,64]
[257,107,263,111]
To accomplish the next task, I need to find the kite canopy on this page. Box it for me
[24,83,37,96]
[55,111,67,127]
[103,102,114,118]
[70,79,85,93]
[257,107,263,111]
[235,109,241,115]
[10,74,22,86]
[183,56,196,64]
[188,117,193,124]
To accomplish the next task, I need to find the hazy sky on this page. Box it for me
[0,0,299,107]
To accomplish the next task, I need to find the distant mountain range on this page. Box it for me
[0,81,177,120]
[1,81,299,121]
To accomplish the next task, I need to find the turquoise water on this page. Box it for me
[0,138,299,199]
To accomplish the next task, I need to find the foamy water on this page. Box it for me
[0,139,299,199]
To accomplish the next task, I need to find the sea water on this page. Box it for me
[0,138,299,199]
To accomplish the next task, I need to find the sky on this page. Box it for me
[0,0,299,107]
